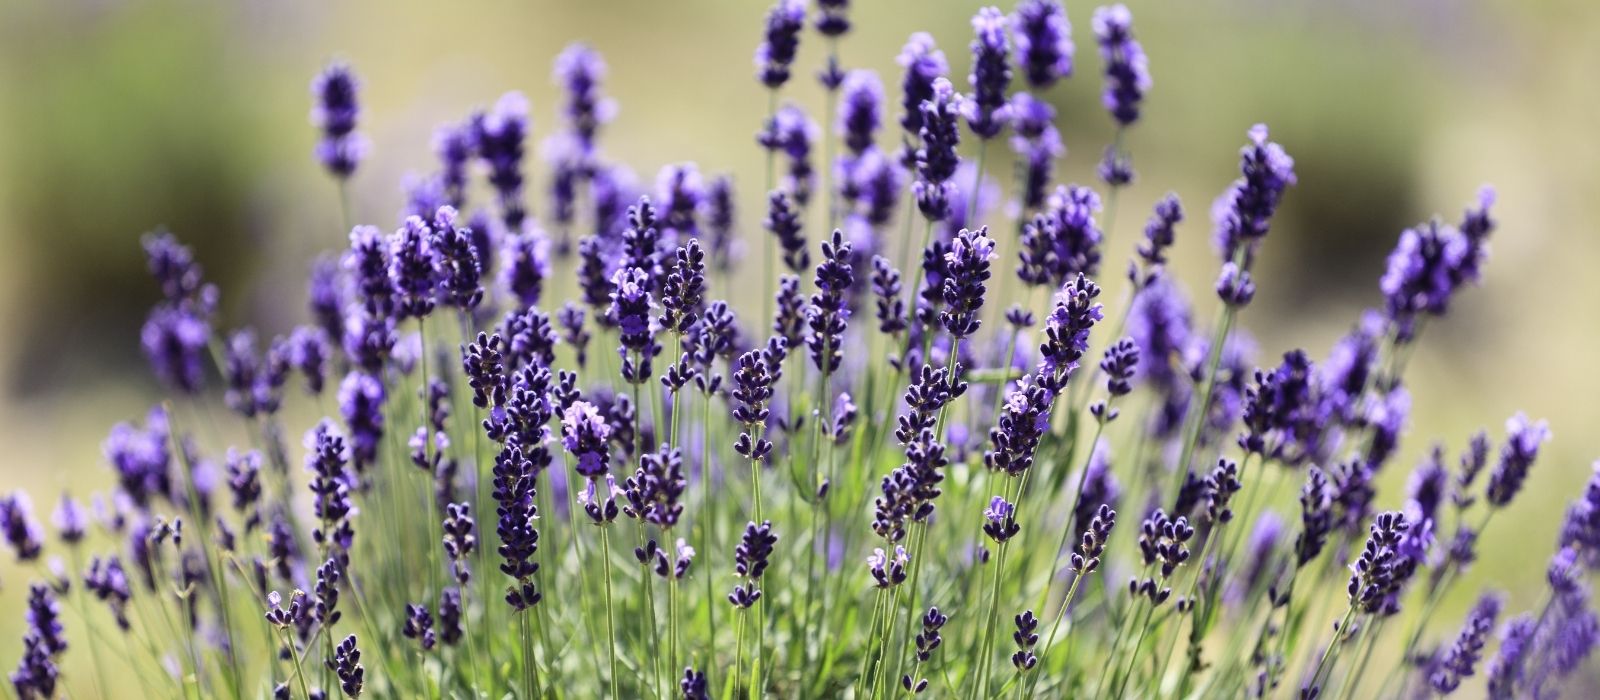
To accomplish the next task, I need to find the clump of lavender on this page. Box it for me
[729,520,777,608]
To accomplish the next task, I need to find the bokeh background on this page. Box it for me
[1,0,1596,694]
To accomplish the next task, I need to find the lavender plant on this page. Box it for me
[7,4,1590,700]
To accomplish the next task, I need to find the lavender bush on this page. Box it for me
[5,2,1590,699]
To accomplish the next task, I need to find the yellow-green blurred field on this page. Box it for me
[0,0,1597,696]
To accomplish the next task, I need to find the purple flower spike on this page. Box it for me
[755,0,806,89]
[897,33,949,138]
[476,92,531,231]
[0,493,44,562]
[1212,124,1296,267]
[1485,412,1549,509]
[1430,592,1503,693]
[562,401,613,478]
[913,78,962,221]
[311,62,367,178]
[1091,5,1150,127]
[1013,0,1074,88]
[964,7,1013,140]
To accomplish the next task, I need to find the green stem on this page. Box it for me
[600,526,621,699]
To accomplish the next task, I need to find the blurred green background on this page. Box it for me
[0,0,1596,694]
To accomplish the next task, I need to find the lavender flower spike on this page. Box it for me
[896,33,949,138]
[1431,592,1503,694]
[1091,4,1150,127]
[1013,0,1074,88]
[964,7,1013,140]
[1484,412,1550,508]
[755,0,806,89]
[1212,124,1297,266]
[311,62,367,178]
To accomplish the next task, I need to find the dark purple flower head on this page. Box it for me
[765,190,810,274]
[1036,274,1103,391]
[660,239,708,335]
[1012,0,1074,88]
[433,122,474,209]
[402,602,436,651]
[1011,610,1041,670]
[1316,311,1383,424]
[0,493,44,562]
[1431,592,1503,693]
[759,106,818,207]
[476,92,531,231]
[897,32,949,138]
[838,70,883,157]
[1486,614,1538,698]
[501,228,550,310]
[1347,510,1413,614]
[389,215,439,319]
[1559,461,1600,568]
[847,148,905,227]
[1204,458,1243,524]
[963,7,1013,140]
[338,371,386,473]
[807,230,854,372]
[1452,185,1497,283]
[1454,430,1492,511]
[731,341,784,463]
[610,266,661,383]
[705,175,740,272]
[51,494,85,545]
[913,78,963,221]
[1376,189,1497,342]
[979,492,1017,540]
[311,63,366,178]
[304,421,355,550]
[1238,350,1319,465]
[308,254,346,343]
[103,406,173,508]
[1090,4,1149,127]
[940,227,996,338]
[622,443,688,529]
[431,206,484,311]
[815,0,849,37]
[1131,508,1194,603]
[1295,467,1334,567]
[553,42,615,157]
[681,666,709,700]
[1485,412,1549,509]
[1126,277,1190,394]
[327,634,365,697]
[866,545,910,588]
[656,163,706,244]
[1212,124,1296,266]
[491,439,543,608]
[141,231,205,304]
[755,0,806,88]
[141,304,210,394]
[1214,262,1255,307]
[441,502,477,585]
[984,377,1052,477]
[729,520,778,607]
[1008,94,1063,212]
[871,255,908,335]
[1127,194,1183,284]
[562,401,613,478]
[311,62,359,137]
[287,326,331,396]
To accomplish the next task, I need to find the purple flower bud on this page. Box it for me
[897,33,949,137]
